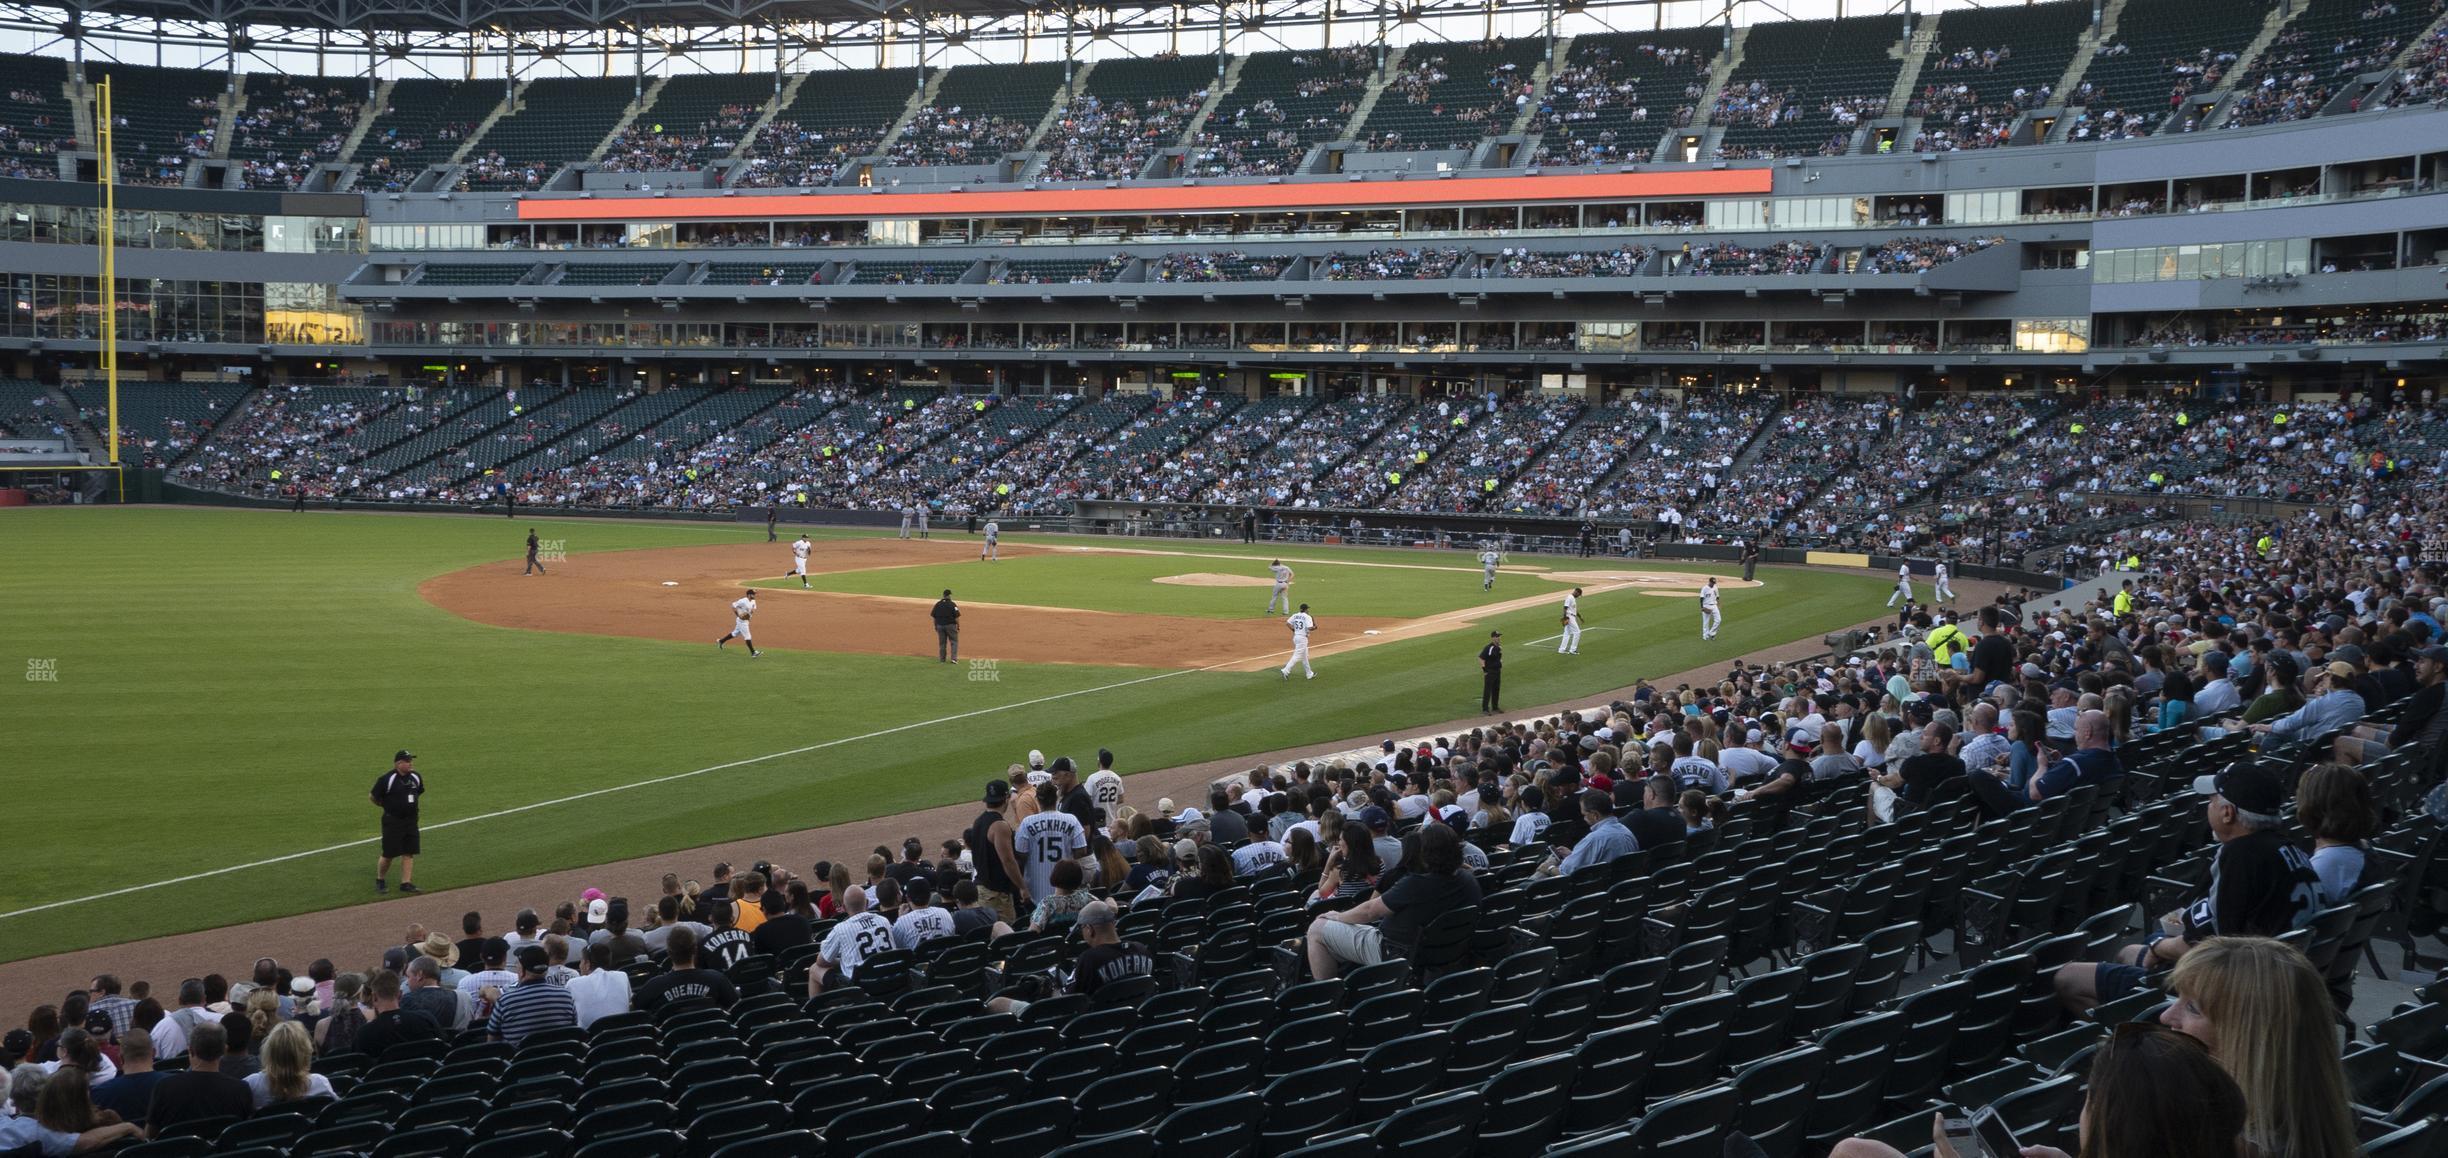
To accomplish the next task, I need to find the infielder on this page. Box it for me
[1886,563,1913,607]
[1699,577,1723,640]
[1479,546,1502,591]
[1264,560,1295,614]
[916,504,931,540]
[791,534,812,588]
[981,520,1000,562]
[1933,560,1955,603]
[718,589,761,657]
[1557,587,1584,654]
[899,505,915,539]
[1280,603,1316,681]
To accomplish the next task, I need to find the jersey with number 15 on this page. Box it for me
[1013,809,1087,899]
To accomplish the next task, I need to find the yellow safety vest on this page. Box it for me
[2112,590,2133,615]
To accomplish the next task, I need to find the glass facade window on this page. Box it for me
[1773,197,1868,230]
[2014,318,2089,353]
[371,223,486,251]
[1704,200,1767,231]
[265,215,364,253]
[2092,239,2311,283]
[1945,190,2019,225]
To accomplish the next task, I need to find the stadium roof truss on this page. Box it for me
[0,0,1752,71]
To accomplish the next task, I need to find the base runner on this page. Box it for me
[1479,546,1502,591]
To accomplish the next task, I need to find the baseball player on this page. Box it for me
[1280,603,1316,681]
[790,534,812,588]
[899,505,914,539]
[523,529,546,576]
[1558,587,1583,654]
[1699,577,1723,640]
[717,589,761,657]
[981,520,1000,562]
[1933,560,1955,604]
[1479,546,1502,591]
[1886,563,1913,608]
[916,503,931,540]
[1264,560,1294,614]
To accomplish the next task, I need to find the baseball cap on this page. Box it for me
[983,780,1010,806]
[394,750,415,762]
[2212,763,2288,815]
[1587,773,1614,794]
[586,898,609,923]
[2418,646,2448,664]
[1361,805,1392,832]
[2334,644,2367,664]
[2326,661,2359,682]
[2,1029,32,1058]
[2020,662,2047,679]
[83,1008,113,1034]
[517,945,550,973]
[1156,797,1176,817]
[1027,749,1046,770]
[580,887,606,903]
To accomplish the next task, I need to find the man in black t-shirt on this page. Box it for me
[1066,902,1153,998]
[1303,823,1483,980]
[1893,722,1965,806]
[1969,606,2019,689]
[634,926,739,1012]
[371,750,424,894]
[348,969,439,1061]
[750,892,813,957]
[145,1021,253,1139]
[1625,775,1687,850]
[967,781,1025,925]
[2056,763,2318,1010]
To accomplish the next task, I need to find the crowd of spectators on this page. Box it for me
[174,386,406,500]
[1362,47,1531,152]
[1393,395,1585,512]
[1044,387,1243,504]
[2384,25,2448,107]
[456,151,555,192]
[1525,40,1710,166]
[113,98,217,186]
[1314,247,1464,281]
[0,85,73,179]
[1186,396,1404,509]
[1484,246,1652,278]
[1147,251,1291,283]
[1854,234,2005,274]
[885,107,1031,167]
[1185,47,1373,177]
[1301,396,1468,508]
[598,104,757,173]
[230,84,354,189]
[1039,89,1209,183]
[1673,241,1828,276]
[1580,392,1776,524]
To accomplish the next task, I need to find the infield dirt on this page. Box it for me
[419,538,1748,672]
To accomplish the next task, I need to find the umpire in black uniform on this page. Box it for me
[372,750,424,894]
[932,589,961,663]
[1479,631,1504,714]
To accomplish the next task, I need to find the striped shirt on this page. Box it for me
[486,980,575,1046]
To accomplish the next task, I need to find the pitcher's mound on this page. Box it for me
[1153,572,1278,588]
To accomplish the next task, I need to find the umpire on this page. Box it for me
[932,589,961,663]
[1479,631,1504,714]
[372,750,424,894]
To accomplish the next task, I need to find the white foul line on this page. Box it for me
[0,634,1344,924]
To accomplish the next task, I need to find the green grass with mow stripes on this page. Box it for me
[0,507,1884,962]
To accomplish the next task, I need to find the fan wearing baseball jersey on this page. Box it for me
[716,590,760,657]
[1281,604,1316,680]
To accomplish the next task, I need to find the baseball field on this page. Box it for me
[0,506,1889,964]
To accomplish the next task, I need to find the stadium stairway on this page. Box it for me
[36,384,103,461]
[1672,26,1748,161]
[1720,393,1790,479]
[445,82,518,166]
[2050,0,2119,115]
[725,71,808,171]
[872,69,946,160]
[1506,36,1573,135]
[337,78,392,163]
[65,72,92,155]
[1020,60,1094,155]
[1884,19,1943,126]
[586,75,666,165]
[1177,54,1243,143]
[207,82,239,161]
[1336,44,1405,144]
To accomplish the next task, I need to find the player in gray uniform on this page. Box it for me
[1479,547,1502,591]
[1265,560,1294,615]
[898,505,914,539]
[981,520,1001,562]
[916,504,931,540]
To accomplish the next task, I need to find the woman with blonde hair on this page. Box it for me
[2160,936,2360,1158]
[243,989,282,1050]
[244,1021,334,1109]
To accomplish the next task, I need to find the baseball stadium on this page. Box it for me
[3,0,2448,1148]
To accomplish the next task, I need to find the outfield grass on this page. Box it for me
[0,507,1885,961]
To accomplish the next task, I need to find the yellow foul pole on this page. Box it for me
[97,77,118,466]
